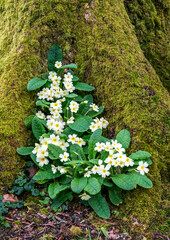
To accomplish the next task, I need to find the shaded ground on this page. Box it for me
[0,198,169,240]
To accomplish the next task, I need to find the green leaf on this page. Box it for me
[64,160,84,165]
[128,171,153,188]
[17,147,34,156]
[88,106,104,118]
[129,151,151,160]
[133,158,153,166]
[30,153,39,166]
[70,144,87,161]
[25,115,34,128]
[36,100,50,108]
[41,72,49,80]
[71,177,87,194]
[33,169,61,181]
[78,95,93,115]
[108,188,122,205]
[60,63,77,69]
[65,93,78,98]
[48,144,64,160]
[27,77,47,91]
[48,182,68,199]
[84,177,101,195]
[116,129,131,149]
[74,82,95,91]
[51,190,72,209]
[68,115,92,132]
[48,44,62,71]
[111,174,135,190]
[103,179,113,187]
[32,116,46,140]
[88,193,110,219]
[88,129,102,159]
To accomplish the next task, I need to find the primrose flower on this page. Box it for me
[137,161,149,175]
[104,158,114,167]
[36,111,45,120]
[69,101,79,113]
[50,134,60,145]
[104,142,112,152]
[112,159,119,167]
[98,165,110,178]
[90,103,99,112]
[75,137,86,147]
[124,157,134,167]
[84,171,92,178]
[50,100,62,109]
[58,166,67,174]
[92,165,100,174]
[55,61,62,68]
[94,142,104,152]
[59,152,69,162]
[100,117,109,128]
[51,164,58,174]
[37,146,48,158]
[37,91,46,100]
[89,122,98,132]
[64,72,73,82]
[32,143,41,154]
[48,71,57,80]
[37,157,49,167]
[67,117,74,124]
[79,193,91,201]
[68,134,77,144]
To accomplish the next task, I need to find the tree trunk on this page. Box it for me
[0,0,169,227]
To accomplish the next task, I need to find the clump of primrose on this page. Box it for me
[17,44,153,219]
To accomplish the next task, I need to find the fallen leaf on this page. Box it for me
[28,166,37,178]
[2,194,18,203]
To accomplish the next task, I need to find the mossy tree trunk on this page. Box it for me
[0,0,169,227]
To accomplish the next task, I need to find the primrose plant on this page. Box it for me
[17,44,153,219]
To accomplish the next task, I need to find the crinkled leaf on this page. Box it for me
[84,177,101,195]
[60,63,77,69]
[88,106,104,118]
[65,93,78,98]
[33,169,61,181]
[116,129,131,149]
[70,144,87,161]
[111,174,135,190]
[129,151,151,160]
[88,193,110,219]
[128,171,153,188]
[71,177,87,194]
[27,77,47,91]
[17,147,34,156]
[48,182,68,199]
[74,82,95,91]
[25,115,34,128]
[51,190,72,209]
[36,100,50,108]
[48,44,62,71]
[68,115,92,132]
[88,129,102,159]
[108,188,122,205]
[48,144,64,160]
[32,117,46,140]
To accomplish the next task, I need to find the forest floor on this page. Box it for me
[0,197,169,240]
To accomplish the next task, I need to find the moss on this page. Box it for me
[70,226,82,236]
[124,0,170,91]
[0,0,169,231]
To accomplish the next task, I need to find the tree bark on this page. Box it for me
[0,0,169,227]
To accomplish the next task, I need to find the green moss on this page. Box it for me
[0,0,169,232]
[124,0,170,91]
